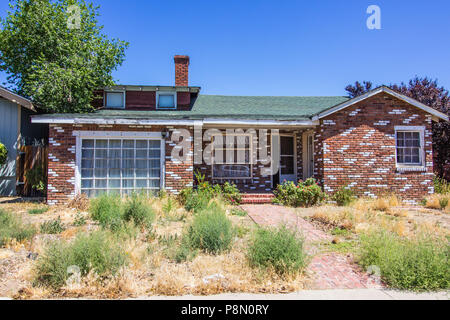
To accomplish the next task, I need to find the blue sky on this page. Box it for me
[1,0,449,96]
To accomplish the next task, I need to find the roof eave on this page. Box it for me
[0,86,36,112]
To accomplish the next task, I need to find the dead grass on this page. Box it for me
[424,194,449,211]
[308,196,448,238]
[2,195,308,299]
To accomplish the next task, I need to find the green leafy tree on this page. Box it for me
[0,0,128,113]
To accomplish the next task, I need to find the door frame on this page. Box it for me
[277,133,297,185]
[302,130,315,180]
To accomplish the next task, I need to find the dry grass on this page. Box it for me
[309,196,448,238]
[2,195,308,299]
[424,194,449,211]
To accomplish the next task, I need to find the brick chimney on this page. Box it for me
[174,55,189,86]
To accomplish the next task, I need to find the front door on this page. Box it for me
[279,135,296,183]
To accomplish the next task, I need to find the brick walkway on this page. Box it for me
[241,204,382,290]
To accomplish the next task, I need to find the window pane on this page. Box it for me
[149,140,160,148]
[149,179,160,188]
[96,140,108,148]
[80,138,162,196]
[109,140,121,148]
[106,92,124,108]
[158,94,175,108]
[136,140,147,148]
[82,149,94,158]
[82,140,94,148]
[81,159,94,169]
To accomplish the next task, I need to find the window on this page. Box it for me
[395,126,424,167]
[105,91,125,109]
[211,134,252,179]
[80,138,162,197]
[156,92,176,109]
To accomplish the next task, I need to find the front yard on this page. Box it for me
[0,184,449,299]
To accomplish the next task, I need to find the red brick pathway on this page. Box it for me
[241,204,382,289]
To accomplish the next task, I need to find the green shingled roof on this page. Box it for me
[34,94,350,121]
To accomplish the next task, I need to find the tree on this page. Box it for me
[0,142,7,167]
[345,77,450,179]
[0,0,128,113]
[345,81,373,98]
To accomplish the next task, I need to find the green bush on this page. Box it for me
[434,175,450,194]
[221,182,242,204]
[122,193,155,228]
[358,231,449,291]
[0,142,7,167]
[89,193,123,231]
[332,187,356,206]
[274,178,325,207]
[187,207,234,254]
[0,209,35,246]
[25,165,46,193]
[182,189,212,213]
[439,197,449,209]
[248,225,307,276]
[40,217,65,234]
[28,207,49,215]
[34,231,128,288]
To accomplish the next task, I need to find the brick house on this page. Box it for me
[32,55,448,205]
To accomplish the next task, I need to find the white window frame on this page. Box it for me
[211,133,253,180]
[104,90,126,109]
[394,126,426,171]
[156,91,177,110]
[73,131,165,196]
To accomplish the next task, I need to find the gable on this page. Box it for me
[312,87,448,122]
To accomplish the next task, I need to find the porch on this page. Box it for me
[194,127,317,195]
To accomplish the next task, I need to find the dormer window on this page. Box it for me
[156,91,176,109]
[105,91,125,109]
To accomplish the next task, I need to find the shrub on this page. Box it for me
[230,207,247,217]
[89,193,123,231]
[358,231,449,291]
[25,165,46,194]
[183,189,212,213]
[332,187,355,206]
[0,209,36,246]
[40,217,65,234]
[34,231,128,288]
[439,197,449,210]
[248,225,307,276]
[122,193,155,228]
[187,207,234,254]
[434,175,450,194]
[73,213,87,226]
[0,142,7,167]
[221,182,242,204]
[28,207,49,215]
[274,178,325,207]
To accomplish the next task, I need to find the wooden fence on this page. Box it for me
[16,146,48,197]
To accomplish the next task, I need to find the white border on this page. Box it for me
[104,90,126,109]
[394,125,425,171]
[156,91,177,110]
[73,131,165,195]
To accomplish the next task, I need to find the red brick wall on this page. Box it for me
[314,92,434,202]
[174,55,189,86]
[47,124,193,205]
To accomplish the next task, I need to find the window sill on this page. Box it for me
[396,165,426,173]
